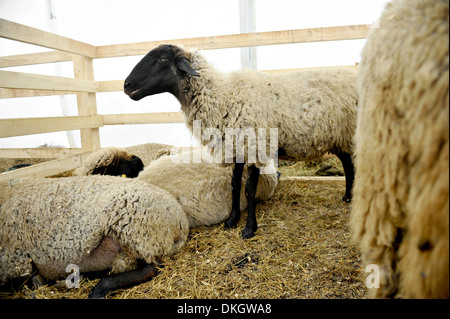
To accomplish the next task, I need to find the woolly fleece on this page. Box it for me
[351,0,449,299]
[75,146,278,228]
[176,46,358,166]
[137,150,278,228]
[0,176,189,282]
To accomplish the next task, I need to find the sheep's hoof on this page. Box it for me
[224,214,240,229]
[88,280,111,299]
[242,227,255,239]
[342,195,352,203]
[88,290,107,299]
[224,220,236,229]
[31,274,45,289]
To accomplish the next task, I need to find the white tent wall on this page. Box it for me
[0,0,389,150]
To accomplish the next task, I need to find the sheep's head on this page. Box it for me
[91,153,144,178]
[124,44,199,101]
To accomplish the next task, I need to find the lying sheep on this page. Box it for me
[75,147,144,178]
[351,0,449,298]
[76,146,279,228]
[124,142,173,166]
[124,44,358,238]
[0,176,189,298]
[140,151,278,228]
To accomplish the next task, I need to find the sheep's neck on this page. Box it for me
[177,68,224,135]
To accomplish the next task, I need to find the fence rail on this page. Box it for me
[0,18,369,181]
[0,69,98,92]
[0,19,96,57]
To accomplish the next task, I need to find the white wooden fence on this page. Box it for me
[0,18,367,181]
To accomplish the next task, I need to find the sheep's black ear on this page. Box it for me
[177,57,199,77]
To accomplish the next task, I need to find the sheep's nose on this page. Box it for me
[124,81,131,89]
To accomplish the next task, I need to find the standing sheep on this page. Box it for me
[75,146,279,228]
[351,0,449,298]
[124,44,358,238]
[0,176,189,298]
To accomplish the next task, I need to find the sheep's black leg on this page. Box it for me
[335,151,354,203]
[88,262,158,299]
[242,165,260,239]
[224,163,245,230]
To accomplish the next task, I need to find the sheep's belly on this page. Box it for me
[78,236,122,273]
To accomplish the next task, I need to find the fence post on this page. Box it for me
[73,55,101,151]
[239,0,257,70]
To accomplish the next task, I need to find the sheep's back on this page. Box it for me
[138,151,278,228]
[270,68,358,160]
[138,154,233,228]
[214,68,358,162]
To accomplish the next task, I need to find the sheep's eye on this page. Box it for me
[158,57,168,63]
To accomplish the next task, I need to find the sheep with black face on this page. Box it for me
[124,45,198,100]
[124,44,358,239]
[75,147,144,178]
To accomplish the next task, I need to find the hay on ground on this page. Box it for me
[0,164,365,298]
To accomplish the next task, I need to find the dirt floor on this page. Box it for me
[0,156,366,299]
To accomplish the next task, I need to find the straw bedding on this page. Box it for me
[0,156,365,298]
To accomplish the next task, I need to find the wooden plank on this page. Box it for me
[262,64,359,73]
[0,70,98,92]
[0,115,104,138]
[0,24,369,68]
[0,18,96,58]
[0,147,84,159]
[0,51,74,68]
[98,80,123,93]
[0,152,91,182]
[0,88,76,99]
[280,176,345,185]
[96,25,370,58]
[102,112,185,125]
[73,55,101,151]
